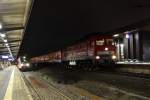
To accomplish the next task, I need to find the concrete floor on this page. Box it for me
[1,65,150,100]
[0,67,12,100]
[0,66,33,100]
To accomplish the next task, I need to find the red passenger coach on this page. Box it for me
[47,51,61,63]
[30,34,117,70]
[31,51,61,63]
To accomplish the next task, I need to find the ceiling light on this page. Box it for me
[4,39,7,42]
[0,23,2,29]
[0,33,6,38]
[126,34,130,39]
[5,43,9,46]
[8,59,12,61]
[2,55,9,59]
[113,34,119,37]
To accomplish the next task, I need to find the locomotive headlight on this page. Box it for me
[69,61,76,65]
[21,64,24,66]
[96,56,100,60]
[105,47,108,51]
[112,55,117,60]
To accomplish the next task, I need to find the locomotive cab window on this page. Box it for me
[96,39,104,46]
[106,39,114,45]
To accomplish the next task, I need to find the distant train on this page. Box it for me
[30,34,117,70]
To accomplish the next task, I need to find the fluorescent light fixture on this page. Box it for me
[2,55,9,59]
[0,33,6,38]
[0,23,2,29]
[5,43,9,46]
[113,34,119,37]
[126,34,130,39]
[4,39,7,42]
[8,59,12,61]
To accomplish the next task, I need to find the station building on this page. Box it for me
[114,25,150,62]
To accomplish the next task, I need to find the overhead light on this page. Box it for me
[4,39,7,43]
[126,34,130,39]
[113,34,119,37]
[0,33,6,38]
[2,55,9,59]
[8,59,12,61]
[0,23,2,29]
[5,43,9,46]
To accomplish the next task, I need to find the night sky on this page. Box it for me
[19,0,150,57]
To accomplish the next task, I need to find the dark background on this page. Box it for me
[19,0,150,57]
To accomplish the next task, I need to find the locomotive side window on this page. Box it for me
[106,39,114,45]
[96,39,104,45]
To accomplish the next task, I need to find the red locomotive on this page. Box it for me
[30,34,117,70]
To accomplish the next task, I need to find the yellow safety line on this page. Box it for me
[20,72,33,100]
[4,67,15,100]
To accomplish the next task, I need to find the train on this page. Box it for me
[30,34,117,70]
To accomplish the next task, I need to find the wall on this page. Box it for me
[142,32,150,61]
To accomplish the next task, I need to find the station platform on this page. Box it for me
[0,66,33,100]
[117,61,150,65]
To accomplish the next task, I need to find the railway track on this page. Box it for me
[21,72,71,100]
[21,72,42,100]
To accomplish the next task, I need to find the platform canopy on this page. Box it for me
[0,0,32,60]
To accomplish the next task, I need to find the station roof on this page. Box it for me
[19,0,150,57]
[0,0,32,60]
